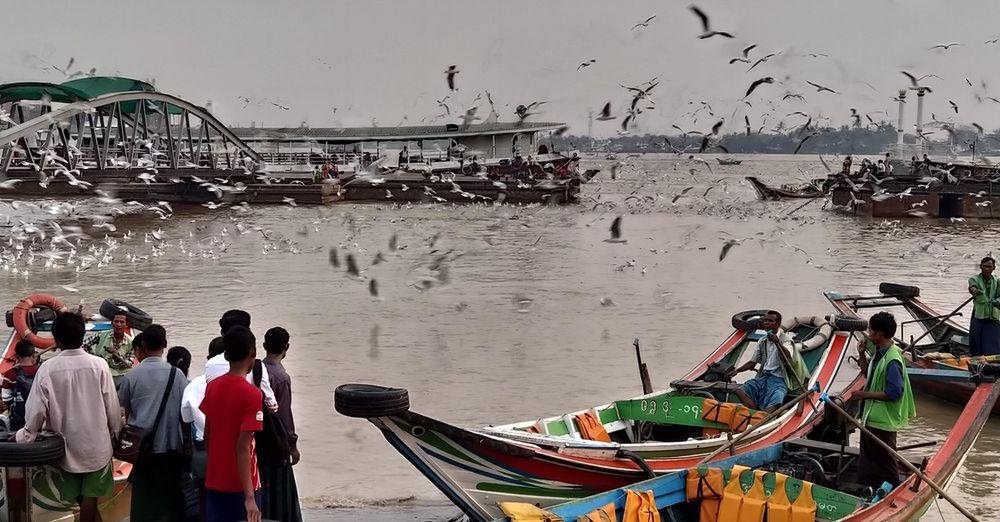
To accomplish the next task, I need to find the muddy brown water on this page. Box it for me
[1,154,998,520]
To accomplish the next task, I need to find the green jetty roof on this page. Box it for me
[60,77,156,99]
[0,82,91,104]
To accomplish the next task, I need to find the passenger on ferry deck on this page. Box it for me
[118,324,189,522]
[730,311,797,412]
[849,311,915,489]
[84,312,134,388]
[321,162,331,180]
[17,312,121,522]
[842,155,853,175]
[2,340,38,431]
[969,256,1000,356]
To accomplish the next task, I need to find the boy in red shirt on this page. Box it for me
[200,326,263,522]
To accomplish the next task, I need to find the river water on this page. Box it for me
[1,154,998,520]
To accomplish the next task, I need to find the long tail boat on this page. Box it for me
[746,176,824,200]
[336,311,865,521]
[826,282,1000,414]
[493,363,1000,521]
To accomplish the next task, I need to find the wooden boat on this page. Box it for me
[1,294,138,521]
[826,282,1000,414]
[494,363,1000,521]
[336,311,865,521]
[717,157,743,166]
[746,176,824,200]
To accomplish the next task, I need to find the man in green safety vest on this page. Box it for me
[968,256,1000,356]
[849,311,916,489]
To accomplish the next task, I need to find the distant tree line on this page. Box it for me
[550,123,1000,156]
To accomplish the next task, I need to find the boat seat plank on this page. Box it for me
[670,380,742,395]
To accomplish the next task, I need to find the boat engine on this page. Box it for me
[702,361,735,383]
[757,452,830,487]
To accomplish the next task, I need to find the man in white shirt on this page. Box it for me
[205,310,277,410]
[17,312,121,522]
[730,310,799,412]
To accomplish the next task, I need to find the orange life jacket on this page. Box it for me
[574,411,612,442]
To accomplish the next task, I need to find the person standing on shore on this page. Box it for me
[17,312,121,522]
[204,310,278,412]
[118,324,189,522]
[969,256,1000,356]
[201,326,264,522]
[260,327,303,521]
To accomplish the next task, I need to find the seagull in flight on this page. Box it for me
[745,77,775,97]
[631,15,656,30]
[806,81,838,94]
[596,102,615,121]
[444,65,459,91]
[747,52,778,72]
[729,45,757,64]
[577,59,596,71]
[689,5,733,39]
[604,216,627,243]
[929,43,964,50]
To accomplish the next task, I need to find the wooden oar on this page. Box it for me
[696,382,820,466]
[821,397,979,522]
[908,294,975,348]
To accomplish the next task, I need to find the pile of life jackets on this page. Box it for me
[498,488,659,522]
[686,465,817,522]
[701,399,769,437]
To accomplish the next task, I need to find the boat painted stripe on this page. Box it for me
[419,444,537,487]
[379,427,490,522]
[475,482,593,499]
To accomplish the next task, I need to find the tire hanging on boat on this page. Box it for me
[827,314,868,332]
[879,282,920,298]
[0,435,64,467]
[335,384,410,418]
[99,298,154,330]
[13,294,69,350]
[731,310,770,331]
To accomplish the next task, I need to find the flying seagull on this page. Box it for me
[747,53,778,72]
[806,81,838,94]
[949,100,959,114]
[745,77,775,97]
[729,44,757,64]
[689,5,733,39]
[604,216,627,243]
[596,102,615,120]
[577,59,596,70]
[901,71,935,92]
[929,43,964,50]
[631,15,656,30]
[445,65,459,91]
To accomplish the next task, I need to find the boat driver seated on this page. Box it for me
[728,310,804,413]
[83,312,134,388]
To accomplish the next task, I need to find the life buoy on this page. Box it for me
[13,294,68,350]
[783,316,834,352]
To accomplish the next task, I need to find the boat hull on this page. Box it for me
[745,176,823,200]
[361,329,857,521]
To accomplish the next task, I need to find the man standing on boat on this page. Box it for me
[731,311,807,413]
[968,256,1000,356]
[84,312,134,387]
[849,311,915,489]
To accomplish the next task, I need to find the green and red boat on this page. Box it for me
[826,282,1000,414]
[337,311,866,521]
[493,362,1000,521]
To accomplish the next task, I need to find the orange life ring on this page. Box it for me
[13,294,68,350]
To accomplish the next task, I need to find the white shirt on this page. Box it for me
[180,375,206,441]
[16,348,122,473]
[203,353,277,410]
[753,330,793,378]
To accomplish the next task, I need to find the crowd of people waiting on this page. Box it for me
[7,308,301,522]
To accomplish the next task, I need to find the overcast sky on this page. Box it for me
[6,0,1000,137]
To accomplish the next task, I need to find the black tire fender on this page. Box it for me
[879,282,920,298]
[732,310,770,331]
[335,384,409,418]
[99,299,153,330]
[0,434,65,467]
[827,314,868,332]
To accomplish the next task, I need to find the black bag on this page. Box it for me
[8,366,35,431]
[252,361,291,468]
[114,367,177,463]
